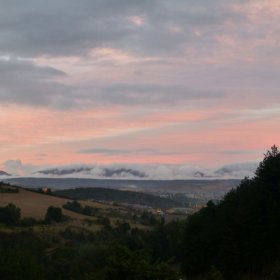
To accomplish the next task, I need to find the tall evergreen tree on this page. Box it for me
[182,146,280,279]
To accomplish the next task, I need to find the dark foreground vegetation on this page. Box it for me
[1,146,280,279]
[0,219,182,279]
[183,145,280,279]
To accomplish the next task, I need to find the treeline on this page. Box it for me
[55,187,181,209]
[0,218,182,279]
[63,200,99,216]
[63,200,159,226]
[181,145,280,279]
[0,203,21,225]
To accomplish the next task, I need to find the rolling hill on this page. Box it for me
[54,187,182,209]
[0,185,109,220]
[0,170,11,176]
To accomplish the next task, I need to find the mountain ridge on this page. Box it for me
[0,170,11,176]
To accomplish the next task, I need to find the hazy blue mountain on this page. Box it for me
[37,167,93,176]
[37,167,147,178]
[0,170,11,176]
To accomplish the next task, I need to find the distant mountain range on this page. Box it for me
[37,167,147,178]
[0,170,11,176]
[37,167,92,176]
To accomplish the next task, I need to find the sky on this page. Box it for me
[0,0,279,177]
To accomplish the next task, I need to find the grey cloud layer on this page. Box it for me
[93,84,224,105]
[0,58,225,108]
[0,0,278,109]
[0,0,159,56]
[0,58,69,107]
[0,0,246,57]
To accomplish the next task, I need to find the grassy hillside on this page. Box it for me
[0,186,108,220]
[0,184,167,232]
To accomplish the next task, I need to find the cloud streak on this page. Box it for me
[79,148,135,155]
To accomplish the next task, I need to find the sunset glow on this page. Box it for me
[0,0,279,176]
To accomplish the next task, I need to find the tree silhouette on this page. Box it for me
[0,203,21,225]
[45,206,63,223]
[182,146,280,279]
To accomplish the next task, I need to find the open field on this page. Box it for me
[0,187,111,220]
[0,187,155,231]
